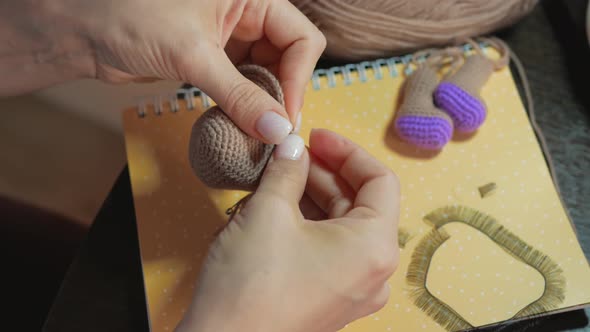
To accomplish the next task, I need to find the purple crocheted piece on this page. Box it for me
[395,115,453,150]
[434,82,486,133]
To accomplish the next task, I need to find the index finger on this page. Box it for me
[308,129,401,223]
[264,0,326,122]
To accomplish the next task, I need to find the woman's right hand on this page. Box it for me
[1,0,325,145]
[177,129,400,332]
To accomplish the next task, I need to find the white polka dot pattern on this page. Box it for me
[123,64,590,332]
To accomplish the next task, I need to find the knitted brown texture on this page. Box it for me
[188,65,283,191]
[399,66,452,122]
[445,54,494,96]
[291,0,537,61]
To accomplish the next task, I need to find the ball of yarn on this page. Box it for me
[291,0,538,61]
[188,65,283,191]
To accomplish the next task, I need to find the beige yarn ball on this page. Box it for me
[291,0,538,61]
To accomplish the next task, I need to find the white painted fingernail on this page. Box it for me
[256,112,293,144]
[274,134,304,160]
[294,112,302,133]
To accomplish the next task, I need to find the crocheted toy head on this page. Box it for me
[188,65,283,191]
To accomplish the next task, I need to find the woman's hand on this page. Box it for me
[177,129,400,332]
[1,0,325,144]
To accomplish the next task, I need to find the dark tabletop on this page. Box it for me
[43,1,590,331]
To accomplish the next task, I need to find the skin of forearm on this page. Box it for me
[0,0,95,96]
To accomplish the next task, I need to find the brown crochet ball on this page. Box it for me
[188,65,284,191]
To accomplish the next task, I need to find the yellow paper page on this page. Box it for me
[123,61,590,332]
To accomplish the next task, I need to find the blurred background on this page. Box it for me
[0,79,180,227]
[0,79,180,330]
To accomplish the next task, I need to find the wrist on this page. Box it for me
[36,0,97,78]
[174,304,255,332]
[0,0,95,95]
[174,294,276,332]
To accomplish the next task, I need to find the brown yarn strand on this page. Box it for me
[468,37,510,70]
[404,37,510,79]
[506,47,578,235]
[291,0,538,61]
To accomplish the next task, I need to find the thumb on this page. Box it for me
[256,134,308,203]
[196,51,293,145]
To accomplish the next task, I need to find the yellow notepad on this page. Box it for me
[122,47,590,331]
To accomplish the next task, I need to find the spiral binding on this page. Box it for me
[135,42,487,117]
[137,87,211,118]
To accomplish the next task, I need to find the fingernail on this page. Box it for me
[294,112,302,134]
[256,112,293,144]
[274,134,304,160]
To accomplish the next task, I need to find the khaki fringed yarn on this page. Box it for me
[188,65,282,191]
[291,0,537,61]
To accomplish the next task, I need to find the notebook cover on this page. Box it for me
[122,51,590,332]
